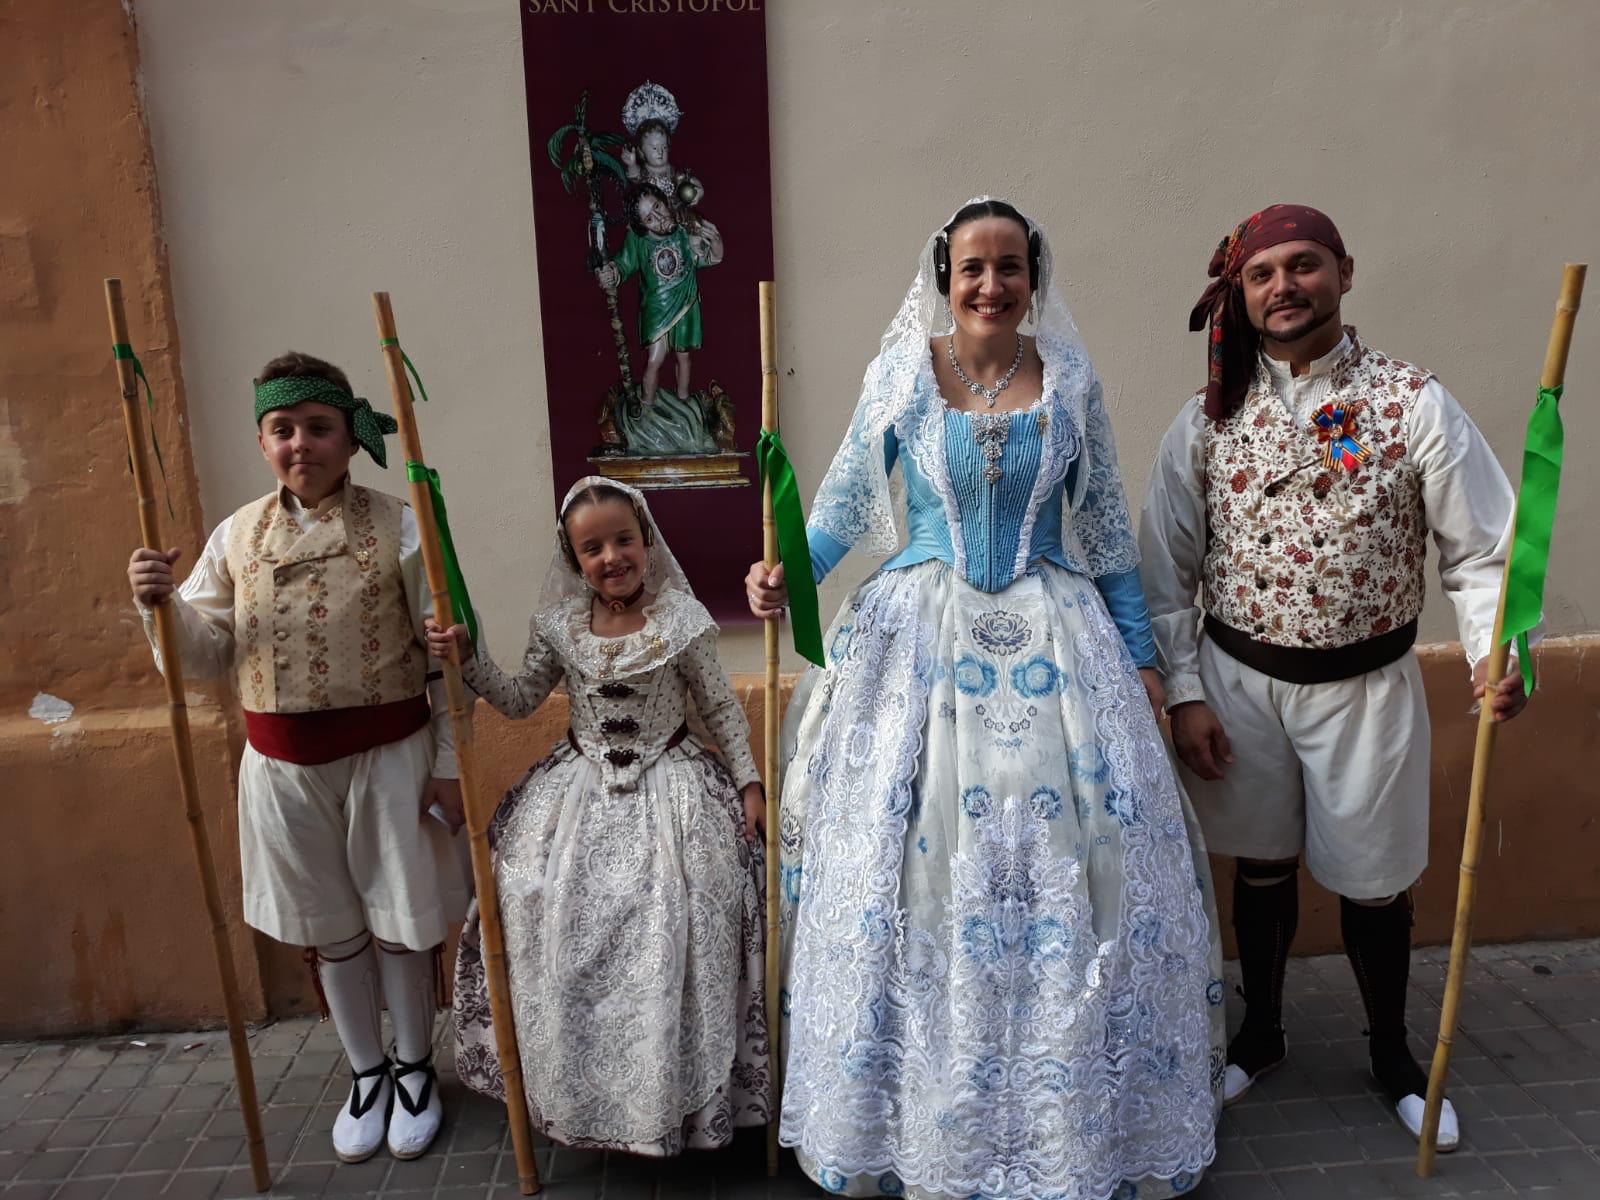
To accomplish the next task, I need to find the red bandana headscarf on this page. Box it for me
[1189,204,1347,421]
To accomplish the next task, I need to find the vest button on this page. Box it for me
[274,569,287,584]
[276,603,290,615]
[273,657,289,670]
[1258,533,1272,546]
[275,629,290,641]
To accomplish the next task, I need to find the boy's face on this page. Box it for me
[637,193,675,236]
[257,400,357,505]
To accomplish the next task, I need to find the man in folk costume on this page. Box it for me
[126,353,470,1164]
[1138,206,1533,1150]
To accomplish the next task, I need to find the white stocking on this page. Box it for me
[375,940,437,1066]
[315,933,384,1073]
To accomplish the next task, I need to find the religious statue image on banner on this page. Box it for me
[548,81,747,490]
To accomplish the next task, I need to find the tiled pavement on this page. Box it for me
[7,940,1600,1198]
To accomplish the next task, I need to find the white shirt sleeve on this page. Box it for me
[138,518,237,681]
[1137,399,1211,708]
[1409,379,1536,671]
[400,506,466,779]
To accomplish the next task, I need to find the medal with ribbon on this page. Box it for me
[1312,401,1372,472]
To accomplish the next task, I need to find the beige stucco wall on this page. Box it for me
[134,0,1598,675]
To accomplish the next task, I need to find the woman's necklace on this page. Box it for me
[948,335,1024,408]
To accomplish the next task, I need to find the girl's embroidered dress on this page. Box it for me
[453,479,768,1155]
[776,201,1225,1200]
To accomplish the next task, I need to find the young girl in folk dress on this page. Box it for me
[427,476,769,1155]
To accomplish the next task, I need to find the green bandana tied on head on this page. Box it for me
[253,376,399,468]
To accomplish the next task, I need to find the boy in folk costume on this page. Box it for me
[1139,206,1533,1150]
[126,352,469,1164]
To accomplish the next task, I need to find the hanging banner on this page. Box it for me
[520,0,773,622]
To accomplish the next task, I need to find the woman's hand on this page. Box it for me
[425,619,472,662]
[1137,667,1166,722]
[128,547,181,607]
[745,560,788,619]
[421,777,465,833]
[740,782,766,842]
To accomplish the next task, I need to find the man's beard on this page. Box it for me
[1259,303,1338,345]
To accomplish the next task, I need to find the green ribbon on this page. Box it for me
[111,343,175,519]
[1499,383,1565,692]
[756,428,825,667]
[379,338,430,406]
[405,461,480,649]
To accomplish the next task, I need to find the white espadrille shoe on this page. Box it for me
[387,1054,443,1160]
[332,1059,393,1163]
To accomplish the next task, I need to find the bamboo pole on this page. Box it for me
[1418,263,1586,1175]
[103,279,271,1194]
[759,280,782,1177]
[371,294,541,1195]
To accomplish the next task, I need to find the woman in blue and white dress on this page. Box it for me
[744,198,1224,1200]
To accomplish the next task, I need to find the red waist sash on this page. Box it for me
[244,695,431,765]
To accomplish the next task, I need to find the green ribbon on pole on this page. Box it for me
[756,428,825,667]
[379,338,430,406]
[405,461,480,649]
[111,343,175,519]
[383,339,478,648]
[1499,383,1565,692]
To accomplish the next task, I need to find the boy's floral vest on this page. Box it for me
[1201,330,1431,650]
[225,482,424,712]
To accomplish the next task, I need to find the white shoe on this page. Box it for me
[332,1060,393,1163]
[387,1055,443,1160]
[1395,1091,1460,1153]
[1222,1035,1287,1107]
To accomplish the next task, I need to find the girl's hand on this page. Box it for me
[744,560,787,619]
[425,619,472,662]
[740,782,766,842]
[128,547,181,607]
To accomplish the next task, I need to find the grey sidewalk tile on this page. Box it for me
[152,1107,215,1140]
[181,1135,245,1170]
[435,1151,498,1189]
[120,1087,180,1117]
[1456,1118,1523,1153]
[3,1183,63,1200]
[1248,1129,1365,1170]
[45,1118,111,1149]
[95,1064,155,1090]
[72,1143,140,1177]
[55,1179,118,1200]
[1208,1175,1285,1198]
[0,1067,56,1098]
[161,1167,228,1200]
[264,1161,335,1196]
[70,1088,133,1118]
[382,1153,445,1192]
[22,1090,81,1119]
[99,1115,160,1144]
[43,1067,106,1094]
[127,1137,195,1173]
[1504,1112,1584,1149]
[1486,1147,1600,1190]
[171,1083,230,1111]
[0,1122,49,1152]
[323,1153,394,1194]
[14,1148,86,1180]
[1555,1109,1600,1143]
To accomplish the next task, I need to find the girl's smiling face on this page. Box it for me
[564,495,647,603]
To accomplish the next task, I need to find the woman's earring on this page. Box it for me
[1028,295,1039,327]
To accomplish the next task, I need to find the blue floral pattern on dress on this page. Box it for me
[953,654,998,697]
[971,609,1030,655]
[1010,654,1060,698]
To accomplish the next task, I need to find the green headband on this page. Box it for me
[253,376,398,468]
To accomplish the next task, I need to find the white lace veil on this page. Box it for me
[806,196,1140,579]
[538,475,697,613]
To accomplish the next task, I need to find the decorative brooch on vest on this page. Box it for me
[1313,401,1373,473]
